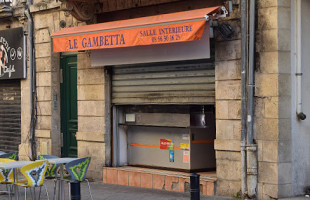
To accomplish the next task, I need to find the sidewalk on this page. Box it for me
[0,180,234,200]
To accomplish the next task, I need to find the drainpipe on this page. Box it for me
[296,0,306,120]
[25,2,36,161]
[240,0,248,198]
[247,0,257,198]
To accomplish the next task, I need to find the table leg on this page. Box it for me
[60,164,64,200]
[13,169,19,200]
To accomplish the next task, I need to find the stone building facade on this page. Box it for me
[0,0,308,199]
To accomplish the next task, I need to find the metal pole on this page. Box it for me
[240,0,248,198]
[247,0,258,198]
[70,182,81,200]
[190,173,200,200]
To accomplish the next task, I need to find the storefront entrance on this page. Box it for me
[60,55,78,157]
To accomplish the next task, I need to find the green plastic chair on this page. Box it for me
[38,155,60,200]
[65,157,93,200]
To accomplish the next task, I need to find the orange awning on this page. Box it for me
[51,7,221,52]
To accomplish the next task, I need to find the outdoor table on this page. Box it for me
[46,157,79,200]
[0,160,33,200]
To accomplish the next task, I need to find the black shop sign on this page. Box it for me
[0,27,25,80]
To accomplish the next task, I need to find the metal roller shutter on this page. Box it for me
[112,61,215,105]
[0,80,21,152]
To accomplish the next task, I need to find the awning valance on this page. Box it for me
[51,6,221,52]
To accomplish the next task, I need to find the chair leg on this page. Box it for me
[53,179,57,200]
[68,182,71,200]
[43,184,50,200]
[38,186,42,200]
[24,188,27,200]
[8,184,11,200]
[85,179,94,200]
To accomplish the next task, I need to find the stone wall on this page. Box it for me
[76,52,108,181]
[256,0,292,199]
[214,0,242,196]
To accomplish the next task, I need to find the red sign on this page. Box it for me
[160,139,172,150]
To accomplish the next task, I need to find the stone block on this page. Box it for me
[215,60,241,81]
[258,0,290,8]
[34,28,51,44]
[76,132,105,142]
[35,129,51,139]
[216,160,241,181]
[216,179,241,197]
[258,7,278,30]
[278,162,292,184]
[36,116,51,130]
[37,138,51,155]
[37,86,51,101]
[255,97,265,118]
[257,140,263,162]
[78,85,105,101]
[216,151,241,161]
[262,141,278,162]
[216,80,241,100]
[36,57,52,72]
[78,141,105,181]
[254,118,278,140]
[77,52,91,69]
[216,100,241,120]
[258,29,278,52]
[18,143,31,161]
[35,43,51,58]
[78,101,105,117]
[77,68,105,85]
[214,139,241,151]
[37,72,51,87]
[78,116,105,133]
[37,101,52,116]
[259,52,279,74]
[263,183,278,199]
[34,12,55,31]
[216,120,241,140]
[258,162,278,184]
[264,97,279,119]
[215,40,241,61]
[255,73,278,97]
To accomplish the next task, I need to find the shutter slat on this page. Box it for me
[112,62,215,105]
[0,80,21,152]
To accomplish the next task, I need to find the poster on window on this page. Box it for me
[0,27,25,80]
